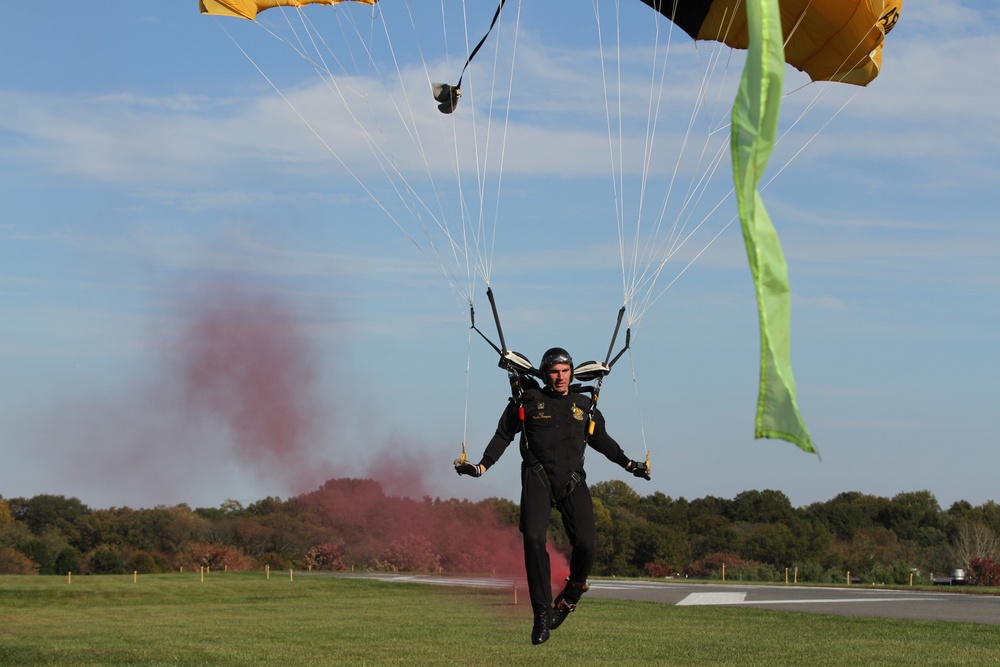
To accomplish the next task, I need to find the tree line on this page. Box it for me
[2,479,1000,586]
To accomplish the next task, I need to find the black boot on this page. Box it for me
[550,579,589,630]
[530,605,552,645]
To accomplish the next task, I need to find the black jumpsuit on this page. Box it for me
[479,385,632,611]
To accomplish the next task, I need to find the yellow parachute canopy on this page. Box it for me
[200,0,375,21]
[645,0,903,86]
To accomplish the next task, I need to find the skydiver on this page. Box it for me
[455,347,651,645]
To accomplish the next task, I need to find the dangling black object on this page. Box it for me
[431,0,507,114]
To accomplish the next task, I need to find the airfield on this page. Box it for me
[330,573,1000,625]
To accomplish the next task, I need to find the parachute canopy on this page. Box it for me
[199,0,375,21]
[642,0,902,85]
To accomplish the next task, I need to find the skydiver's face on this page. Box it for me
[545,363,572,396]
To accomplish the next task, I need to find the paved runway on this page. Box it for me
[332,573,1000,625]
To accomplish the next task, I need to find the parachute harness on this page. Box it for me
[465,288,640,505]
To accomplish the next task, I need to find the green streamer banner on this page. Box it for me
[731,0,816,454]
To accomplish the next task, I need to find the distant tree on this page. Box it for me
[590,495,638,576]
[246,496,287,516]
[947,501,1000,542]
[590,480,642,514]
[952,521,1000,571]
[14,494,89,537]
[638,493,689,531]
[729,490,795,525]
[54,547,81,575]
[688,514,739,560]
[881,491,945,545]
[0,546,39,574]
[632,523,690,574]
[20,534,65,575]
[807,491,886,540]
[688,495,733,522]
[378,535,440,573]
[88,546,127,575]
[0,498,13,526]
[840,526,903,573]
[741,523,795,567]
[480,497,519,527]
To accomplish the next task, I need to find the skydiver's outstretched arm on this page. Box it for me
[454,400,521,477]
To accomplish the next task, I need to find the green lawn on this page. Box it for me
[1,573,998,666]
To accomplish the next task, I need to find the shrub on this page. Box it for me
[687,552,744,578]
[257,551,294,571]
[0,546,39,574]
[377,535,441,573]
[305,544,347,571]
[644,562,675,578]
[968,557,1000,587]
[127,550,170,574]
[183,542,254,571]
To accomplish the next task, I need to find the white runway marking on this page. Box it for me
[732,597,933,606]
[676,592,748,606]
[675,592,934,607]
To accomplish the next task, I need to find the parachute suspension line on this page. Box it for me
[623,5,746,327]
[483,0,523,291]
[627,25,722,312]
[460,316,476,466]
[783,1,814,51]
[244,11,480,307]
[346,3,497,304]
[381,2,487,303]
[215,21,409,234]
[457,0,517,293]
[626,346,651,466]
[590,1,627,304]
[624,6,743,327]
[768,87,861,189]
[634,81,861,326]
[445,0,485,295]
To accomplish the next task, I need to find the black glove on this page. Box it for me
[625,459,651,480]
[454,460,482,477]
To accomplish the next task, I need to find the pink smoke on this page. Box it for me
[177,282,333,491]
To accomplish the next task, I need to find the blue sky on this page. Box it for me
[1,2,997,512]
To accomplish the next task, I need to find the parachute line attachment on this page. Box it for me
[432,0,507,113]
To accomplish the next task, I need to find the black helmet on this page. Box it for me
[540,347,573,374]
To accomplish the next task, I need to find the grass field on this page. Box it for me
[2,572,999,666]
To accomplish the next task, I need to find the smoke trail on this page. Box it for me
[177,281,333,492]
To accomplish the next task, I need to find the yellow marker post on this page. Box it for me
[134,571,137,584]
[722,563,726,581]
[67,572,71,585]
[266,564,270,580]
[290,569,294,582]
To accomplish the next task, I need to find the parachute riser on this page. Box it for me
[586,307,631,437]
